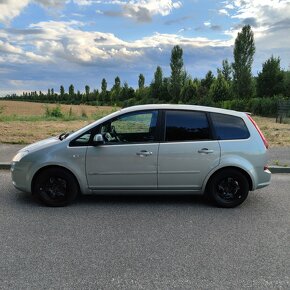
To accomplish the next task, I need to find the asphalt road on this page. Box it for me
[0,171,289,289]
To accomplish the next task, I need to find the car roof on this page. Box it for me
[119,104,245,117]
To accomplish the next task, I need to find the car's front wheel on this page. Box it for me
[33,167,79,207]
[207,169,249,208]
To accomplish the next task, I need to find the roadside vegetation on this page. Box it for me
[0,101,289,146]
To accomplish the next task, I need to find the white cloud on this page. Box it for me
[36,0,64,7]
[0,39,23,54]
[0,0,182,24]
[222,0,290,49]
[0,0,30,24]
[0,0,67,24]
[219,8,229,16]
[71,0,97,5]
[100,0,182,22]
[0,19,231,71]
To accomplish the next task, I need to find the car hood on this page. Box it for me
[20,137,61,153]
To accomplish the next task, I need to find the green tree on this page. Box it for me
[113,76,121,89]
[85,85,90,102]
[232,25,255,99]
[138,74,145,89]
[256,56,284,97]
[221,59,232,82]
[180,79,198,104]
[150,66,163,101]
[209,72,231,102]
[120,82,135,106]
[169,45,184,102]
[111,76,121,104]
[101,78,107,94]
[283,70,290,98]
[199,70,215,99]
[60,85,65,100]
[99,78,108,104]
[69,84,75,99]
[202,71,215,90]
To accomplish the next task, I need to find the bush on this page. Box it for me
[220,96,283,117]
[44,105,64,118]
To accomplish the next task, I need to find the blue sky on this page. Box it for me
[0,0,289,95]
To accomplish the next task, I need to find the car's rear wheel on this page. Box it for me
[33,168,79,207]
[207,169,249,208]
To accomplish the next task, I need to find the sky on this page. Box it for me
[0,0,289,95]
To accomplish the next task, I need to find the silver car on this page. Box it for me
[11,104,271,207]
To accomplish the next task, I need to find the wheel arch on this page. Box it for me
[31,165,81,195]
[204,166,253,192]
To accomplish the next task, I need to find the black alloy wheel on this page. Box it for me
[33,168,79,207]
[208,169,249,208]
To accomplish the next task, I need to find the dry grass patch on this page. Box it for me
[0,120,92,144]
[253,116,290,147]
[0,100,115,117]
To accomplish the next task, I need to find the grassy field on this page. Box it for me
[0,101,117,144]
[0,100,289,146]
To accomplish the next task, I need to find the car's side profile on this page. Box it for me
[11,104,271,207]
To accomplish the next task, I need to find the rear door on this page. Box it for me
[158,110,220,190]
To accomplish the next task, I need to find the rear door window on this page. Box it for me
[210,113,250,140]
[165,110,211,142]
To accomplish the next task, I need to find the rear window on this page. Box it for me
[210,113,250,140]
[165,110,211,141]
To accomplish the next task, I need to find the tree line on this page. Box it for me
[5,25,290,116]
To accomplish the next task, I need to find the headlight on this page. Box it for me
[12,150,29,162]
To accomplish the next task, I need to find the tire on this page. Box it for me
[33,167,79,207]
[207,169,249,208]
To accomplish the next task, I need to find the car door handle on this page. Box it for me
[136,150,153,157]
[198,148,214,154]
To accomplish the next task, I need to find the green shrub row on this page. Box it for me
[220,96,283,117]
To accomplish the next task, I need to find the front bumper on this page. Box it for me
[11,161,32,193]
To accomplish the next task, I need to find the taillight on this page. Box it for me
[247,114,269,149]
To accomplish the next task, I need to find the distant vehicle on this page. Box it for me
[11,104,271,208]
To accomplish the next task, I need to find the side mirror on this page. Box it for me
[92,134,104,146]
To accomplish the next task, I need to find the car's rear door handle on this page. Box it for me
[136,150,153,157]
[198,148,214,154]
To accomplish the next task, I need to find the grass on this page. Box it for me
[253,116,290,147]
[0,100,290,146]
[0,100,118,144]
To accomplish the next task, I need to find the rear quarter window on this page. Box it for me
[210,113,250,140]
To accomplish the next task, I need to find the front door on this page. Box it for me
[86,110,159,190]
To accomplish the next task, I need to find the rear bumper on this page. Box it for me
[255,169,271,190]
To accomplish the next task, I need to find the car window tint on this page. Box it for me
[99,110,158,143]
[211,113,250,140]
[165,110,210,141]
